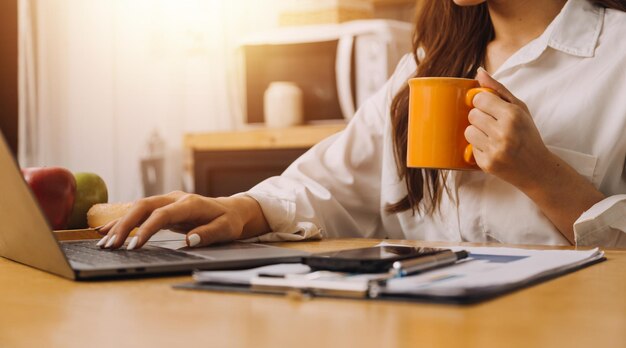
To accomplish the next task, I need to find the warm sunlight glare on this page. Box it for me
[113,0,280,54]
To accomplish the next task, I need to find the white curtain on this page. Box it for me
[18,0,280,202]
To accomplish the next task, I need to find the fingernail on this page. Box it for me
[96,235,109,247]
[126,236,138,250]
[477,66,490,75]
[105,235,117,248]
[188,234,201,247]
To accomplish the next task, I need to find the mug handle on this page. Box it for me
[463,87,497,165]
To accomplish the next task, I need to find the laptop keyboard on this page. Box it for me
[61,240,205,267]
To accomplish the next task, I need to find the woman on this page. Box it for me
[99,0,626,250]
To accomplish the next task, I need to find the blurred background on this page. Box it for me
[3,0,416,203]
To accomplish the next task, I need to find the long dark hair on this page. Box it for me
[387,0,626,215]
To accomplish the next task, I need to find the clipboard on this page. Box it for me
[173,246,605,305]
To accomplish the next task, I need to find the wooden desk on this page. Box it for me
[184,123,345,197]
[1,239,625,348]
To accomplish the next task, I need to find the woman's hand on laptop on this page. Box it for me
[97,191,270,250]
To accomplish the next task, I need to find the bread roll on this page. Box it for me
[87,202,133,228]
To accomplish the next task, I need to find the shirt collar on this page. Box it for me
[547,0,604,58]
[493,0,604,76]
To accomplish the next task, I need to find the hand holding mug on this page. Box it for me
[465,68,553,188]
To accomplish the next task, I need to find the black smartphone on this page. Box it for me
[303,245,450,273]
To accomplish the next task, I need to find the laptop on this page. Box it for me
[0,134,309,280]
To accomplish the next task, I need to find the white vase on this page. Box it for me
[263,82,304,128]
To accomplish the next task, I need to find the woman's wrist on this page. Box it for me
[217,195,271,240]
[513,150,565,195]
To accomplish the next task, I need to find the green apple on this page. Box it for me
[67,172,108,229]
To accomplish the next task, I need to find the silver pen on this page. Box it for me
[391,250,469,277]
[367,250,468,298]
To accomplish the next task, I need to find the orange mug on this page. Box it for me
[407,77,495,170]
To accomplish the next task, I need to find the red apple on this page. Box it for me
[21,167,77,230]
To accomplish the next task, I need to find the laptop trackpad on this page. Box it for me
[144,230,188,251]
[146,230,308,260]
[184,242,308,260]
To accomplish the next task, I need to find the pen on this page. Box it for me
[366,250,468,299]
[390,250,468,277]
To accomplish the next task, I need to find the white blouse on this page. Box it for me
[245,0,626,247]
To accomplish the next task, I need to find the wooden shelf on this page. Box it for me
[184,123,346,152]
[371,0,416,6]
[184,123,347,197]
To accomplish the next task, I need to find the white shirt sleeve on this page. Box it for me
[243,56,412,243]
[574,195,626,247]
